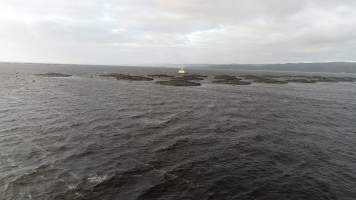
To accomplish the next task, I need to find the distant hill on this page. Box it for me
[191,62,356,73]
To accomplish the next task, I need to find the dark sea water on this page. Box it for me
[1,63,356,200]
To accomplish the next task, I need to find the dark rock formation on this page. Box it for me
[253,78,288,84]
[287,79,318,83]
[241,74,356,84]
[35,73,72,77]
[213,75,251,85]
[156,80,201,86]
[189,74,208,78]
[175,74,206,81]
[148,74,175,78]
[153,73,206,86]
[241,75,288,84]
[100,73,153,81]
[213,79,251,85]
[311,76,356,82]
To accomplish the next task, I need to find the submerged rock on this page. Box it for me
[100,73,153,81]
[156,80,201,86]
[35,73,72,77]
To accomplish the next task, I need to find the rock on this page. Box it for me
[240,75,261,80]
[35,73,72,77]
[312,76,356,82]
[287,79,318,83]
[156,80,201,86]
[212,74,250,85]
[254,78,288,84]
[242,74,356,84]
[148,74,175,78]
[154,74,205,86]
[189,74,208,78]
[213,79,251,85]
[100,73,153,81]
[175,74,206,81]
[241,75,288,84]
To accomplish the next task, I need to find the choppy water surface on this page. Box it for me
[1,64,356,200]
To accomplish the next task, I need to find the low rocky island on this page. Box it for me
[148,74,175,78]
[175,74,207,81]
[152,74,207,86]
[35,73,72,77]
[100,73,153,81]
[156,79,201,86]
[241,75,288,84]
[311,76,356,82]
[254,78,288,84]
[213,75,251,85]
[154,73,206,86]
[241,75,356,84]
[286,78,318,83]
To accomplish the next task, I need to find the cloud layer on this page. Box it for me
[1,0,356,64]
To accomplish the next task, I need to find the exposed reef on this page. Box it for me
[41,71,355,87]
[254,78,288,84]
[100,73,153,81]
[213,79,251,85]
[213,75,251,85]
[35,73,72,77]
[156,79,201,86]
[311,76,356,82]
[174,74,207,81]
[241,75,356,84]
[148,74,175,78]
[151,73,206,86]
[287,79,318,83]
[241,75,288,84]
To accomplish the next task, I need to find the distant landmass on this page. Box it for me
[189,62,356,73]
[1,61,356,73]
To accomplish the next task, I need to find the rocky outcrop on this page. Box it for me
[100,73,153,81]
[175,74,207,81]
[241,75,288,84]
[35,73,72,77]
[148,74,175,78]
[213,75,251,85]
[213,79,251,85]
[253,78,288,84]
[287,79,318,83]
[311,76,356,82]
[241,74,356,84]
[156,80,201,86]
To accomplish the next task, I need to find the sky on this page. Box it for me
[0,0,356,65]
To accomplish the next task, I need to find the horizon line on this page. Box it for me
[1,60,356,67]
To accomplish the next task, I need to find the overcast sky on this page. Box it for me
[1,0,356,65]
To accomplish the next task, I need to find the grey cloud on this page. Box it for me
[0,0,355,64]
